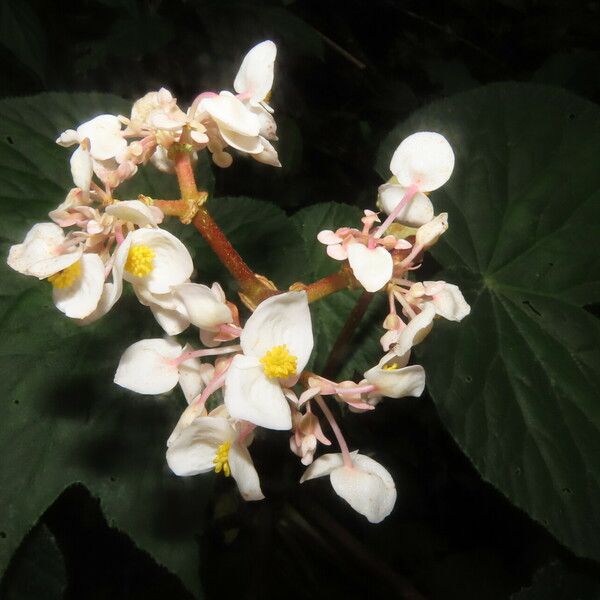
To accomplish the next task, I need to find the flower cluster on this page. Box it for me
[7,42,470,524]
[7,42,279,326]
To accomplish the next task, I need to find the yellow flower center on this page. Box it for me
[213,441,231,477]
[260,344,298,379]
[47,260,82,289]
[382,362,399,371]
[125,244,155,277]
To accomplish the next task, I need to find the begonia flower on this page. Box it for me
[166,414,264,501]
[115,227,193,295]
[224,291,313,430]
[300,452,396,523]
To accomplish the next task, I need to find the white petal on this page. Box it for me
[317,230,343,245]
[123,228,193,294]
[299,452,346,482]
[330,454,396,523]
[77,114,127,161]
[77,241,127,324]
[364,364,426,398]
[70,145,93,192]
[178,346,212,404]
[150,303,190,335]
[7,223,82,278]
[105,200,159,227]
[378,183,433,227]
[202,93,260,137]
[327,244,348,260]
[233,40,277,104]
[166,416,235,476]
[347,244,393,292]
[426,281,471,321]
[224,354,292,430]
[390,132,454,192]
[252,136,281,166]
[393,303,436,356]
[150,146,175,173]
[240,291,313,372]
[174,283,232,330]
[56,129,79,147]
[251,105,278,140]
[53,254,105,319]
[229,443,265,500]
[415,213,448,248]
[218,125,263,155]
[114,338,182,395]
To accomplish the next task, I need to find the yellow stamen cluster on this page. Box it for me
[213,442,232,477]
[260,344,298,379]
[125,244,155,277]
[47,260,82,289]
[382,362,399,371]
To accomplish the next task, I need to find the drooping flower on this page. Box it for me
[300,452,397,523]
[290,406,331,466]
[406,281,470,322]
[224,291,313,430]
[166,413,264,501]
[363,352,426,401]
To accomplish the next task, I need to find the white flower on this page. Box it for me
[7,223,83,278]
[363,352,426,399]
[166,415,264,501]
[201,92,263,155]
[408,281,470,322]
[377,183,433,227]
[115,227,193,295]
[57,115,127,161]
[300,452,396,523]
[234,40,277,107]
[224,291,313,430]
[346,243,393,293]
[390,132,454,192]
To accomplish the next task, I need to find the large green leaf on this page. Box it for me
[0,93,305,595]
[1,524,66,600]
[291,202,386,380]
[376,83,600,560]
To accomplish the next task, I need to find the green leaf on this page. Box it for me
[512,561,600,599]
[1,524,66,600]
[291,202,385,380]
[376,83,600,560]
[0,92,301,596]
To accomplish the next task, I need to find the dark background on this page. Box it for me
[1,0,599,598]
